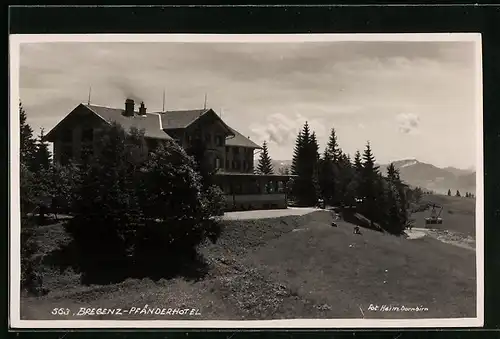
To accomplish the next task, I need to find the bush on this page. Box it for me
[65,124,224,283]
[20,217,46,296]
[134,142,223,277]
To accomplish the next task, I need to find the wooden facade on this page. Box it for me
[214,173,293,211]
[45,100,294,212]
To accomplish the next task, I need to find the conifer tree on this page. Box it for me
[324,128,341,162]
[447,189,452,196]
[353,150,363,173]
[256,141,274,175]
[456,190,461,197]
[291,131,303,176]
[33,128,52,172]
[385,163,408,234]
[290,122,319,206]
[20,102,37,170]
[360,141,380,226]
[318,128,342,205]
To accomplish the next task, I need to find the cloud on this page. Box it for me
[396,113,420,134]
[250,113,326,147]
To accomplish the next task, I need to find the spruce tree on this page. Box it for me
[291,131,303,176]
[360,141,380,226]
[33,128,52,172]
[290,122,319,206]
[385,163,408,234]
[324,128,341,162]
[353,150,363,173]
[447,189,452,196]
[256,141,274,175]
[318,128,343,206]
[20,102,37,170]
[309,132,321,201]
[456,190,461,197]
[336,152,354,205]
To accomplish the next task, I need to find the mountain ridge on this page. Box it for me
[257,158,476,195]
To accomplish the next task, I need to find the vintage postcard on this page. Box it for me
[9,33,483,329]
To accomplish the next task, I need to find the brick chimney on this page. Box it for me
[124,99,135,116]
[139,101,147,115]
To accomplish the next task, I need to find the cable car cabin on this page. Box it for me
[425,217,443,225]
[425,204,444,226]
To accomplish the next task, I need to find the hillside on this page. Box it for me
[378,159,476,194]
[21,208,476,320]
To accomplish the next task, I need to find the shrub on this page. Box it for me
[134,141,223,277]
[65,124,146,283]
[65,124,224,283]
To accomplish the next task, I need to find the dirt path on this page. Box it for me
[406,227,476,251]
[223,207,319,220]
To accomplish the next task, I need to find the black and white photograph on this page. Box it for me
[10,34,483,328]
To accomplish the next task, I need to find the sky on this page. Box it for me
[19,39,479,169]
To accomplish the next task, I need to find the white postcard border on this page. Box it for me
[9,33,484,329]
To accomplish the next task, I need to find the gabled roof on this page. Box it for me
[226,127,262,149]
[83,104,172,140]
[158,108,209,130]
[46,103,261,149]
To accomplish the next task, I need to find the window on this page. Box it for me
[215,135,224,147]
[81,128,93,142]
[233,147,240,154]
[232,160,241,170]
[242,160,247,171]
[278,181,285,193]
[225,159,229,169]
[215,157,221,169]
[225,147,229,153]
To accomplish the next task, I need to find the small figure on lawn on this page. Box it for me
[353,226,362,235]
[331,221,338,227]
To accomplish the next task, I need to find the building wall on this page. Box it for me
[225,146,254,173]
[184,119,243,172]
[51,106,107,165]
[224,193,287,211]
[51,106,257,177]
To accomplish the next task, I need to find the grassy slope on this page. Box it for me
[411,194,476,236]
[21,196,476,320]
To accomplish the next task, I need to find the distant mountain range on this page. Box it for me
[377,159,476,195]
[258,159,476,195]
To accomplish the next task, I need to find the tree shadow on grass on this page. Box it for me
[42,234,211,286]
[341,209,384,233]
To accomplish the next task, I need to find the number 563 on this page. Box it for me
[51,308,70,316]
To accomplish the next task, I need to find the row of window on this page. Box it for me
[186,133,225,147]
[225,146,252,155]
[221,181,285,195]
[223,159,252,171]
